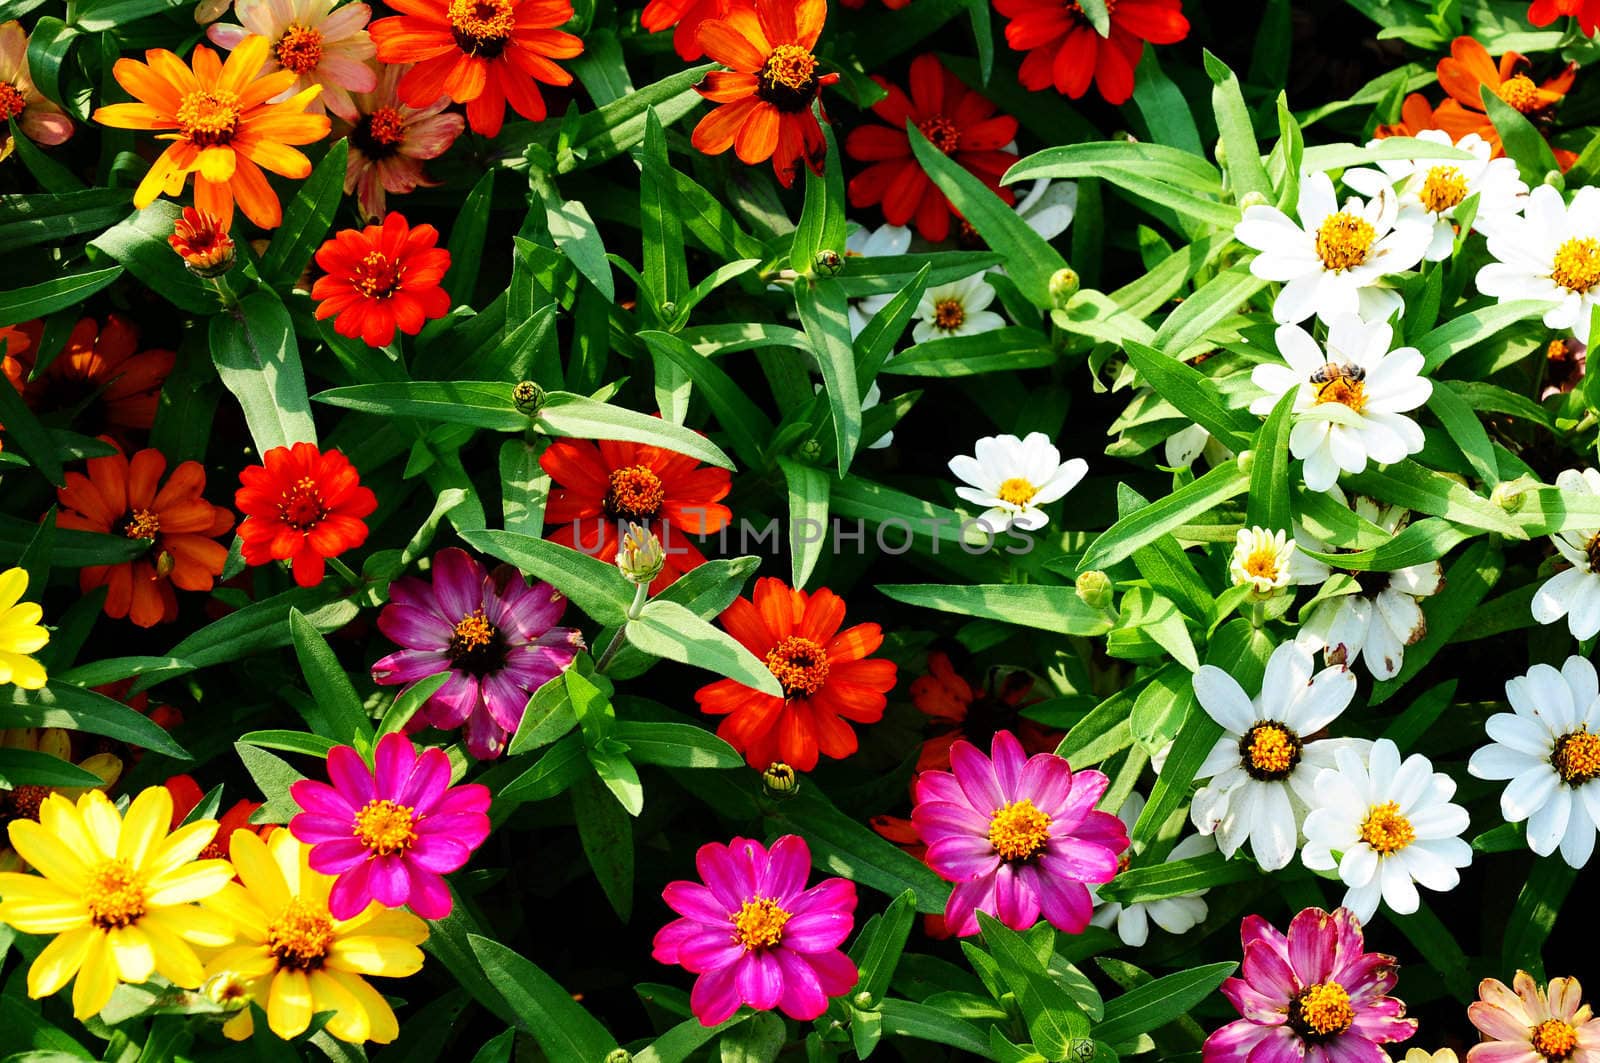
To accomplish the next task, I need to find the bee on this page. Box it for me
[1310,362,1365,402]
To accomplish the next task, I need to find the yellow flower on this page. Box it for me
[200,829,427,1044]
[1404,1051,1460,1063]
[0,728,122,872]
[0,787,234,1019]
[0,566,48,690]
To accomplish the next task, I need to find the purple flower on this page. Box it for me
[653,835,858,1027]
[912,729,1128,937]
[289,732,491,920]
[372,548,583,759]
[1204,907,1418,1062]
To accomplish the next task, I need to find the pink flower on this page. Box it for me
[911,729,1128,937]
[653,835,858,1027]
[207,0,377,120]
[1204,907,1418,1062]
[288,732,490,920]
[1467,970,1600,1062]
[342,62,464,222]
[0,20,73,148]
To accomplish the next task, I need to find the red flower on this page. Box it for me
[169,207,235,277]
[164,773,267,861]
[844,54,1018,242]
[1529,0,1600,35]
[641,0,751,60]
[540,437,732,594]
[695,578,898,771]
[993,0,1189,105]
[837,0,911,8]
[907,650,1057,773]
[235,443,377,587]
[311,213,452,348]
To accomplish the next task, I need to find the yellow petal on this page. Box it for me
[69,930,116,1020]
[0,568,27,612]
[108,924,155,983]
[328,967,399,1043]
[145,902,236,947]
[38,792,105,865]
[79,753,123,790]
[267,967,313,1040]
[0,651,47,690]
[118,786,173,869]
[7,819,90,891]
[204,944,277,980]
[78,791,123,857]
[139,909,217,986]
[0,870,78,902]
[309,968,368,1043]
[222,1004,255,1041]
[28,924,95,998]
[37,729,70,759]
[198,145,235,182]
[232,830,291,913]
[0,898,92,934]
[327,936,424,978]
[146,819,219,877]
[201,880,269,941]
[146,859,233,906]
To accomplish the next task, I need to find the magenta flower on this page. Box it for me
[289,732,491,920]
[653,835,858,1027]
[372,548,583,760]
[1467,970,1600,1063]
[1204,907,1418,1062]
[912,729,1128,937]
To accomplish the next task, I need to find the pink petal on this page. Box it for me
[327,744,376,805]
[308,837,371,874]
[328,859,374,919]
[689,963,741,1026]
[736,950,783,1011]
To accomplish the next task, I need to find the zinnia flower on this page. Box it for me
[641,0,749,60]
[912,729,1128,936]
[1089,792,1213,947]
[1477,186,1600,346]
[371,548,583,759]
[343,62,465,222]
[912,273,1007,343]
[207,0,377,120]
[235,442,377,587]
[1374,93,1445,139]
[905,649,1054,774]
[992,0,1189,105]
[2,316,175,446]
[1229,526,1326,598]
[1434,37,1575,157]
[1467,970,1600,1063]
[843,54,1018,242]
[56,445,235,627]
[201,828,428,1043]
[91,36,331,229]
[1528,0,1600,36]
[368,0,582,138]
[695,577,897,771]
[540,436,732,594]
[690,0,839,188]
[1468,655,1600,869]
[653,834,857,1026]
[164,774,265,861]
[289,732,491,919]
[0,567,48,691]
[0,788,235,1020]
[169,207,237,277]
[1531,468,1600,638]
[1203,907,1417,1061]
[947,431,1088,533]
[0,20,73,150]
[311,213,452,347]
[0,729,120,871]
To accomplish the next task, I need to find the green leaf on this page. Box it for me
[1152,267,1267,355]
[235,742,308,823]
[237,729,339,759]
[1094,851,1262,904]
[884,327,1059,377]
[791,118,847,273]
[210,291,318,453]
[1418,299,1554,372]
[0,189,128,253]
[289,609,374,746]
[795,277,861,473]
[634,1016,745,1063]
[625,599,784,696]
[1247,390,1296,532]
[561,64,715,171]
[778,457,831,588]
[851,890,917,1004]
[1132,49,1204,155]
[976,912,1090,1056]
[1426,378,1498,486]
[877,584,1113,636]
[466,935,621,1057]
[533,175,614,301]
[495,733,588,807]
[88,202,222,314]
[0,265,122,329]
[1079,461,1250,571]
[1124,340,1254,451]
[1094,963,1236,1046]
[878,999,991,1057]
[639,110,689,319]
[613,720,741,769]
[2,682,187,759]
[0,747,104,787]
[535,391,735,469]
[259,141,349,288]
[1482,86,1562,185]
[460,528,634,627]
[443,169,495,305]
[573,772,634,919]
[1296,516,1470,571]
[377,673,449,739]
[1204,50,1271,201]
[160,585,357,677]
[0,362,64,486]
[640,331,773,470]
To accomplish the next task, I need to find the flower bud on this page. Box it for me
[798,438,822,461]
[512,380,545,414]
[1491,477,1535,513]
[169,207,235,279]
[1213,141,1227,167]
[813,249,844,276]
[202,971,251,1010]
[762,762,799,798]
[1048,267,1080,308]
[1544,170,1565,190]
[853,990,876,1010]
[1238,191,1271,212]
[1235,449,1255,474]
[616,522,664,585]
[1075,570,1113,610]
[155,550,175,580]
[605,1051,633,1063]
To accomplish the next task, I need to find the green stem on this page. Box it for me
[595,584,649,674]
[327,556,363,589]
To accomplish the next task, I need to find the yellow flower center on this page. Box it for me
[765,635,830,698]
[353,798,418,856]
[932,298,966,331]
[732,897,791,951]
[988,798,1051,861]
[1311,363,1368,413]
[1586,532,1600,574]
[121,507,162,541]
[367,106,406,146]
[450,610,495,653]
[756,44,820,113]
[0,82,26,121]
[1288,982,1355,1038]
[1419,165,1468,214]
[1498,74,1543,115]
[917,115,960,155]
[275,24,325,74]
[277,476,328,531]
[1532,1018,1579,1060]
[1551,237,1600,294]
[176,89,242,148]
[352,250,403,299]
[996,477,1037,507]
[448,0,516,56]
[1240,721,1302,780]
[1314,211,1376,272]
[1552,728,1600,785]
[265,898,336,971]
[85,859,147,930]
[1359,800,1415,855]
[1243,548,1281,582]
[603,465,666,520]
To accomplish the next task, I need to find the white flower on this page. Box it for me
[1089,792,1213,947]
[1229,526,1329,597]
[1468,655,1600,868]
[1343,131,1528,261]
[1301,738,1472,923]
[912,273,1006,344]
[1477,185,1600,344]
[947,432,1087,533]
[1298,495,1444,680]
[1531,467,1600,639]
[1234,170,1432,325]
[846,222,913,338]
[1163,423,1234,469]
[1190,641,1363,871]
[1013,177,1077,241]
[1250,315,1432,493]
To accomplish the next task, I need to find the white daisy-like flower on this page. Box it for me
[1343,131,1528,261]
[1301,738,1472,923]
[1249,315,1433,493]
[947,432,1087,533]
[846,222,913,338]
[1468,655,1600,868]
[912,273,1006,344]
[1189,641,1362,872]
[1012,177,1078,241]
[1089,792,1214,947]
[1229,526,1330,597]
[1531,467,1600,640]
[1298,495,1444,680]
[1477,185,1600,344]
[1233,170,1432,325]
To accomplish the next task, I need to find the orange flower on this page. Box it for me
[1433,37,1574,155]
[695,578,897,771]
[368,0,583,138]
[690,0,839,188]
[235,442,377,587]
[2,316,175,447]
[907,650,1057,774]
[92,36,331,229]
[55,444,235,627]
[165,773,267,861]
[310,213,451,347]
[1373,93,1444,139]
[641,0,750,60]
[169,206,236,276]
[1528,0,1600,35]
